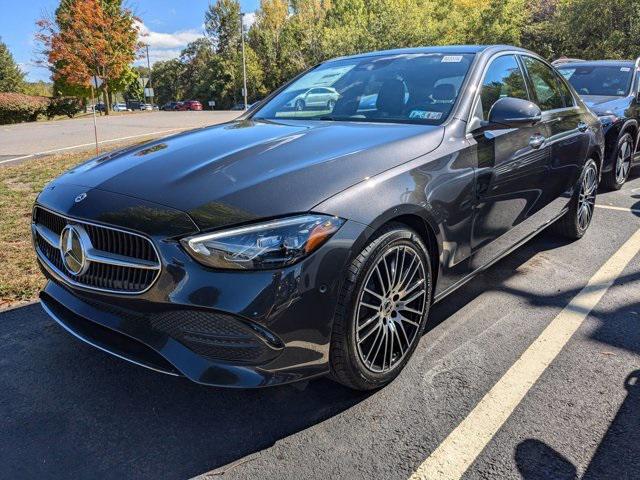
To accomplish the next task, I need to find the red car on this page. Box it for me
[176,100,203,111]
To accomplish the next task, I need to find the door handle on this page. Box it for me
[577,122,588,132]
[529,134,546,149]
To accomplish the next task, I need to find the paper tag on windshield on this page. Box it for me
[441,55,462,63]
[621,67,631,72]
[409,110,443,120]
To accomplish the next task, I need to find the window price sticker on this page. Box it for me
[441,55,463,63]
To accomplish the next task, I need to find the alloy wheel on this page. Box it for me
[355,245,428,373]
[577,163,598,231]
[615,138,633,185]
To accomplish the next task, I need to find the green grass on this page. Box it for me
[0,139,157,308]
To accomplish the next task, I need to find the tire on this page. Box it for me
[295,99,305,111]
[603,132,634,190]
[329,224,433,390]
[551,158,598,240]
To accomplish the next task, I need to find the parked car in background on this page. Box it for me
[126,100,144,111]
[94,103,106,113]
[177,100,203,111]
[288,86,340,111]
[32,45,603,391]
[555,58,640,189]
[143,104,153,111]
[231,103,247,110]
[161,101,182,111]
[112,103,129,112]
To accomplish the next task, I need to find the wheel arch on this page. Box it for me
[361,209,442,297]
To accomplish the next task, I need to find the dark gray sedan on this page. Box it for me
[32,45,603,390]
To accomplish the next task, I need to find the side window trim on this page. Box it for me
[466,51,531,133]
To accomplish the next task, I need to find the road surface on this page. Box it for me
[0,111,241,166]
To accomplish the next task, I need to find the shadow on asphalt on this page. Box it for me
[514,271,640,479]
[516,369,640,480]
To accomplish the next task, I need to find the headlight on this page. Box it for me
[598,114,618,127]
[181,214,345,270]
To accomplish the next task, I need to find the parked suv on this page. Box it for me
[555,59,640,189]
[33,45,603,390]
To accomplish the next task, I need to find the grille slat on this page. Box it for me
[33,206,160,294]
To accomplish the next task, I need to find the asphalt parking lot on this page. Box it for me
[1,175,639,479]
[0,111,240,166]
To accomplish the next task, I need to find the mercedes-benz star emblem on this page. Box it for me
[74,192,87,203]
[59,225,88,276]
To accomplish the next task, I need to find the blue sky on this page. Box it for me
[0,0,260,82]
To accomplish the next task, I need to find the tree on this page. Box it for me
[37,0,142,114]
[205,0,242,53]
[152,59,186,105]
[549,0,640,59]
[0,38,25,93]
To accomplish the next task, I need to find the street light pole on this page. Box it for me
[240,13,248,110]
[145,44,154,107]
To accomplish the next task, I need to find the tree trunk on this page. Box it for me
[107,90,113,112]
[102,88,110,115]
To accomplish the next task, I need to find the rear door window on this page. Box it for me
[522,56,566,111]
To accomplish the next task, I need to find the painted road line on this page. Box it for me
[409,227,640,480]
[595,204,640,214]
[0,127,189,166]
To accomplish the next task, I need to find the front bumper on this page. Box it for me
[35,202,370,388]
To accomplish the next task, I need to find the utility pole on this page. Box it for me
[240,13,248,110]
[145,44,155,107]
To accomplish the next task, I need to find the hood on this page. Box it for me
[581,95,631,116]
[54,119,444,230]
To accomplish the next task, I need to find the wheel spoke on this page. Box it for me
[357,313,380,332]
[402,288,426,306]
[360,301,380,311]
[374,265,387,295]
[398,314,420,328]
[365,325,384,364]
[364,287,384,302]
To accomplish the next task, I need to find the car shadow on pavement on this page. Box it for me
[0,303,369,480]
[515,293,640,479]
[515,369,640,480]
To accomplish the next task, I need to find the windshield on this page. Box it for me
[558,65,633,96]
[253,53,475,125]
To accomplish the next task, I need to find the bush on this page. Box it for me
[46,96,83,119]
[0,93,49,124]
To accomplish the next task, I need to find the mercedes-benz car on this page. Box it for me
[555,59,640,189]
[33,45,603,390]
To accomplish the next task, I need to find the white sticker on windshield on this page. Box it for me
[441,55,463,63]
[409,110,443,120]
[621,67,631,72]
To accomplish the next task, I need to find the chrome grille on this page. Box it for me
[32,206,161,294]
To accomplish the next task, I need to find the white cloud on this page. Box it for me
[135,21,204,65]
[137,21,204,49]
[243,12,256,30]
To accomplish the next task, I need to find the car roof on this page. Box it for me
[330,45,530,62]
[557,60,636,68]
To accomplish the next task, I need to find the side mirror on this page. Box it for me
[484,97,542,130]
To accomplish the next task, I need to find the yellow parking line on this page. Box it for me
[409,227,640,480]
[595,204,640,214]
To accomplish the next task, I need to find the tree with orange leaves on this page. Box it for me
[37,0,142,114]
